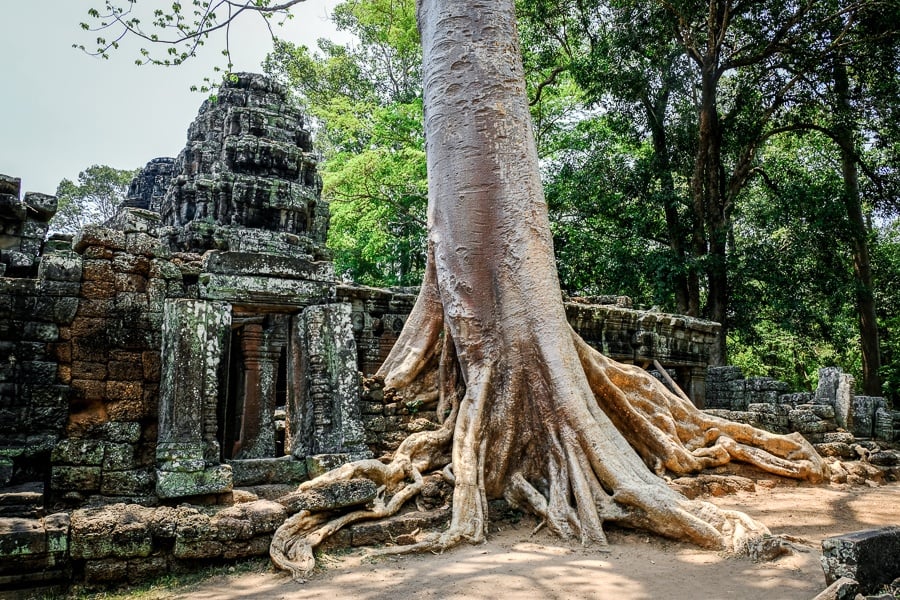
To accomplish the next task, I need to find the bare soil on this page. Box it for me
[173,480,900,600]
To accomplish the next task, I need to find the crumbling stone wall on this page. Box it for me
[706,366,898,445]
[0,174,57,277]
[123,157,176,213]
[0,176,75,507]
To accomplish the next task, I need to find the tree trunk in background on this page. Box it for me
[833,55,882,395]
[692,60,729,365]
[648,95,697,316]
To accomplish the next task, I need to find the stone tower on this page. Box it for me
[157,73,328,259]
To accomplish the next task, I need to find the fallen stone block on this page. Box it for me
[349,507,451,547]
[821,526,900,595]
[811,576,859,600]
[278,478,377,514]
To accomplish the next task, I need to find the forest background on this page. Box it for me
[60,0,900,403]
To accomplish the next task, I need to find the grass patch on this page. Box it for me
[53,557,271,600]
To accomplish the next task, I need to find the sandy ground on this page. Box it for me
[173,481,900,600]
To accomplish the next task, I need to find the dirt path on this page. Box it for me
[173,481,900,600]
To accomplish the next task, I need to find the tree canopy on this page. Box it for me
[51,164,137,234]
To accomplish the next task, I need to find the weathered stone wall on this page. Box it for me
[0,176,75,509]
[341,286,722,457]
[50,211,185,505]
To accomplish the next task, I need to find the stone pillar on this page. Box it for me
[286,304,369,461]
[687,366,707,409]
[816,367,855,430]
[157,299,233,498]
[234,322,283,459]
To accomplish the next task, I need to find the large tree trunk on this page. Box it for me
[269,0,827,578]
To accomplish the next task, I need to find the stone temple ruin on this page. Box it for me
[0,73,897,593]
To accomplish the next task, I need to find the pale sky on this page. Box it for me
[0,1,350,196]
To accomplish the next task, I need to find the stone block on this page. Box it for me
[51,439,104,465]
[305,453,352,478]
[114,272,147,293]
[21,323,59,343]
[82,245,114,260]
[80,279,117,299]
[156,464,233,498]
[101,469,154,496]
[814,442,855,459]
[0,193,26,221]
[199,272,333,305]
[802,404,835,419]
[22,192,57,220]
[212,499,287,538]
[103,421,142,443]
[70,505,153,560]
[103,442,138,471]
[37,252,82,282]
[811,577,859,600]
[349,507,450,547]
[221,535,272,560]
[73,226,126,253]
[85,554,166,585]
[817,367,854,429]
[22,219,50,239]
[278,478,377,514]
[202,251,335,281]
[821,526,900,594]
[824,431,856,444]
[51,466,100,492]
[81,259,114,282]
[851,396,885,439]
[126,232,167,257]
[71,360,108,380]
[111,252,151,275]
[106,380,143,403]
[874,408,897,442]
[114,291,150,312]
[142,351,161,382]
[229,455,308,486]
[3,250,34,270]
[0,174,21,197]
[105,395,153,422]
[868,450,900,466]
[71,340,109,363]
[0,517,48,558]
[108,359,143,381]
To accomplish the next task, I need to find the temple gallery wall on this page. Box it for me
[0,73,897,591]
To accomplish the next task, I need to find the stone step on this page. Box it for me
[0,482,44,518]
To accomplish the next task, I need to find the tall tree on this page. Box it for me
[520,0,853,365]
[270,0,826,576]
[807,0,900,395]
[84,0,827,578]
[51,164,137,234]
[263,0,427,285]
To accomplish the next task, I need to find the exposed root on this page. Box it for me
[269,281,826,578]
[572,332,829,483]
